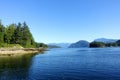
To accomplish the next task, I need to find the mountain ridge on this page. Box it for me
[94,38,118,43]
[48,43,70,48]
[68,40,89,48]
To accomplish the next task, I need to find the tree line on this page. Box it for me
[90,41,120,48]
[0,20,47,48]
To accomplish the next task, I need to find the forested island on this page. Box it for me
[89,38,120,48]
[0,20,47,55]
[89,41,119,48]
[68,39,120,48]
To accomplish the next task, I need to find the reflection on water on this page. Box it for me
[0,48,120,80]
[0,54,35,80]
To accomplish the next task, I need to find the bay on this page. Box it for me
[0,48,120,80]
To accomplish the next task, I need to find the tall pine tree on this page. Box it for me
[11,23,23,44]
[22,22,35,48]
[4,24,15,44]
[0,20,5,44]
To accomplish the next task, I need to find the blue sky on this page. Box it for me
[0,0,120,43]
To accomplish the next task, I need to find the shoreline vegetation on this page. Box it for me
[0,48,46,56]
[0,20,48,56]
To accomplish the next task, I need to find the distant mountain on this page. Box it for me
[68,40,89,48]
[48,43,70,48]
[47,45,61,48]
[94,38,118,43]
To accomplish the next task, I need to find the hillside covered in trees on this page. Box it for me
[89,41,119,48]
[0,20,47,48]
[68,39,120,48]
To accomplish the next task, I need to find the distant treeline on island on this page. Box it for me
[69,38,120,48]
[89,41,120,48]
[0,20,47,48]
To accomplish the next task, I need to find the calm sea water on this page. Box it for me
[0,48,120,80]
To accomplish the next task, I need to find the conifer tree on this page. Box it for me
[0,20,40,48]
[4,24,15,44]
[0,20,5,44]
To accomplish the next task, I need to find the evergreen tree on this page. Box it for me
[4,24,15,44]
[21,22,35,47]
[0,20,5,44]
[11,22,23,44]
[22,22,31,47]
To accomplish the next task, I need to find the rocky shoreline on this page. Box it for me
[0,48,46,56]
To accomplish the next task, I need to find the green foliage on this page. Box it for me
[90,42,105,48]
[12,22,23,44]
[116,40,120,46]
[0,20,37,48]
[90,42,119,48]
[0,20,5,43]
[0,43,22,48]
[4,24,15,44]
[105,43,118,47]
[36,43,48,48]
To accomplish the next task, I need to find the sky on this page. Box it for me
[0,0,120,43]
